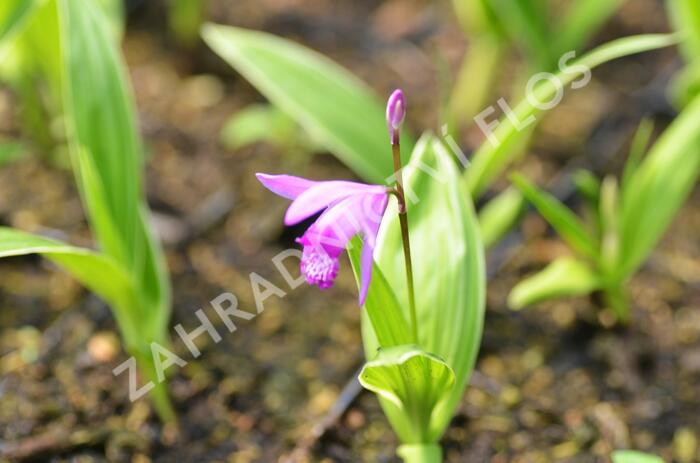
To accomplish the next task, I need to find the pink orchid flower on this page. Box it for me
[256,173,389,305]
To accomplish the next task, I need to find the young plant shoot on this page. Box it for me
[508,19,700,324]
[509,99,700,322]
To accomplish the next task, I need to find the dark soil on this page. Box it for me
[0,0,698,462]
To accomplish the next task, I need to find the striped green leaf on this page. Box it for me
[202,23,414,183]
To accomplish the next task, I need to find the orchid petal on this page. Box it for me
[357,194,387,305]
[311,192,387,252]
[285,181,384,225]
[312,195,364,248]
[360,194,389,245]
[256,173,319,200]
[358,235,375,306]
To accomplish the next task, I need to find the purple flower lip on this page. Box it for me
[386,89,406,144]
[256,173,389,305]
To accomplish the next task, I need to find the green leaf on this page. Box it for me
[0,227,142,342]
[572,169,602,206]
[511,173,598,260]
[359,345,455,444]
[94,0,124,39]
[621,118,654,189]
[490,0,554,70]
[611,450,664,463]
[55,0,173,420]
[3,0,61,98]
[348,240,413,349]
[0,0,40,46]
[369,134,485,443]
[670,61,700,108]
[202,23,414,183]
[667,0,700,65]
[464,33,679,199]
[555,0,625,56]
[451,0,503,37]
[599,176,620,275]
[0,4,59,152]
[619,93,700,279]
[478,186,525,249]
[169,0,205,46]
[508,257,601,309]
[220,104,317,152]
[58,0,170,325]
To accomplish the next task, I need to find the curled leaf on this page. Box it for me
[359,345,455,442]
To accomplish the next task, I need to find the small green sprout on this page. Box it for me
[509,102,700,322]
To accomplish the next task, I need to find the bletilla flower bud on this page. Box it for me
[386,89,406,145]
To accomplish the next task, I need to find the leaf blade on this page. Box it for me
[464,33,679,198]
[508,257,601,309]
[202,23,414,183]
[0,227,141,338]
[619,94,700,278]
[511,173,598,260]
[359,345,455,442]
[57,0,170,326]
[348,238,413,350]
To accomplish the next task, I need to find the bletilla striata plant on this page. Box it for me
[257,90,486,462]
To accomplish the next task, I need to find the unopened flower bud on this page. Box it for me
[386,89,406,145]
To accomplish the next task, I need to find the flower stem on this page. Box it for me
[392,142,418,344]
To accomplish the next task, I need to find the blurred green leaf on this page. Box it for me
[512,173,598,260]
[451,0,503,37]
[369,134,485,443]
[464,33,679,198]
[202,23,414,183]
[667,0,700,64]
[0,0,39,46]
[0,1,62,153]
[556,0,625,56]
[94,0,124,39]
[58,0,170,327]
[6,0,61,96]
[169,0,205,47]
[573,169,601,206]
[490,0,554,70]
[611,450,664,463]
[220,104,320,153]
[619,94,700,279]
[0,227,141,341]
[509,257,601,309]
[622,118,654,188]
[56,0,173,420]
[478,186,525,249]
[221,104,290,150]
[599,176,620,275]
[670,61,700,108]
[359,344,455,442]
